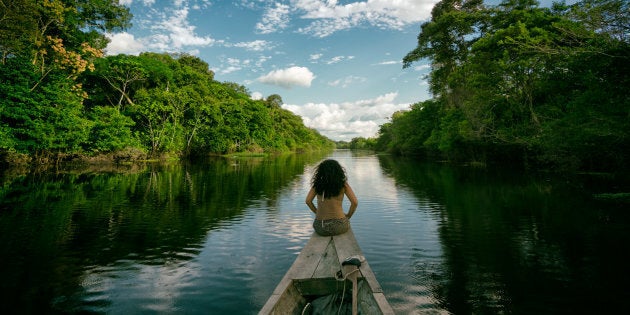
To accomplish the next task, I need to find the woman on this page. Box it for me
[305,159,358,236]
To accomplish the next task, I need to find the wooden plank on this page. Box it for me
[357,280,380,314]
[258,294,281,315]
[313,238,341,278]
[259,233,332,315]
[333,229,384,294]
[373,293,395,315]
[259,283,306,315]
[270,233,331,296]
[332,228,363,267]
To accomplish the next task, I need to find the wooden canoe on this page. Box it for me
[259,228,394,314]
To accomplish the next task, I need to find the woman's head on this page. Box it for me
[311,159,347,198]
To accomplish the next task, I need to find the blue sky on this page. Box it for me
[105,0,565,141]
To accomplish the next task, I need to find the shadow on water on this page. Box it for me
[0,152,327,314]
[377,155,630,314]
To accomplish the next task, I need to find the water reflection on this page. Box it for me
[0,152,327,314]
[377,155,630,314]
[1,151,628,314]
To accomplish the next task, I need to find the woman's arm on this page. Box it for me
[305,187,318,214]
[344,182,358,219]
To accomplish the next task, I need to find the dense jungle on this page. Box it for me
[0,0,333,167]
[374,0,629,172]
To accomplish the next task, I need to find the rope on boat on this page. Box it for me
[301,302,312,315]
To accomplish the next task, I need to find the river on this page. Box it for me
[1,150,628,314]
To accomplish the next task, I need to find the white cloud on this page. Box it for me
[325,55,354,64]
[297,18,355,37]
[231,40,274,51]
[121,0,155,6]
[414,64,431,71]
[258,66,315,88]
[327,56,344,64]
[283,92,410,140]
[151,7,216,49]
[327,75,366,88]
[104,32,145,55]
[294,0,439,37]
[309,53,323,61]
[217,57,252,74]
[256,3,291,34]
[106,4,220,55]
[376,60,399,65]
[255,55,272,68]
[251,91,264,100]
[212,55,271,75]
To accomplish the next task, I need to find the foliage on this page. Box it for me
[0,1,332,164]
[1,58,90,156]
[386,0,629,171]
[335,137,377,150]
[87,106,138,152]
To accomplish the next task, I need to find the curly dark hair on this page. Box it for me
[311,159,347,198]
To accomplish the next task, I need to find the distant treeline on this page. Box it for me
[0,1,332,166]
[370,0,629,171]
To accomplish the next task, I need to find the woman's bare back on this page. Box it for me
[315,192,346,220]
[306,182,358,220]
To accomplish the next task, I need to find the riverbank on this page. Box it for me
[0,148,334,185]
[0,146,320,169]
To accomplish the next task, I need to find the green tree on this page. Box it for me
[392,0,629,170]
[87,106,138,152]
[403,0,486,101]
[0,58,90,156]
[91,55,147,109]
[266,94,283,108]
[1,0,132,159]
[0,0,37,63]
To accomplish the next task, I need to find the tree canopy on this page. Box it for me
[1,1,333,164]
[381,0,629,171]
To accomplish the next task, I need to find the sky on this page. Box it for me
[105,0,564,141]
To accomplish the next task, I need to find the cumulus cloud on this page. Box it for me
[105,4,218,55]
[258,66,315,88]
[251,91,264,100]
[283,92,410,140]
[151,7,216,49]
[105,32,145,55]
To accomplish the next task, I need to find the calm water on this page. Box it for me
[1,150,629,314]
